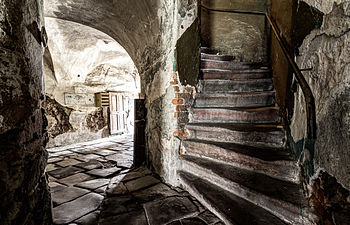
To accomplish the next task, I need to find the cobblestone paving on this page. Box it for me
[46,135,223,225]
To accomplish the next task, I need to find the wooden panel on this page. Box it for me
[109,93,129,134]
[109,93,119,135]
[95,92,110,107]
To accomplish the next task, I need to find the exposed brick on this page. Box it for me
[174,112,178,118]
[176,105,190,111]
[177,112,189,124]
[172,98,184,105]
[179,148,183,155]
[173,72,178,80]
[173,86,180,92]
[170,80,178,85]
[184,87,194,93]
[173,130,181,136]
[175,93,191,99]
[183,129,189,136]
[173,129,190,140]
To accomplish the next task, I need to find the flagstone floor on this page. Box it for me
[46,135,224,225]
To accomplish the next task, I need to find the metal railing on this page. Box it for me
[201,5,316,140]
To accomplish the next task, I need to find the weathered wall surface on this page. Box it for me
[0,0,51,224]
[309,169,350,224]
[44,0,161,79]
[43,18,140,147]
[269,0,295,117]
[292,1,350,191]
[201,0,268,62]
[43,95,73,138]
[143,0,200,185]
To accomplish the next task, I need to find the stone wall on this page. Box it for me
[0,0,52,224]
[43,95,73,138]
[144,0,199,185]
[292,1,350,190]
[309,170,350,224]
[201,0,268,62]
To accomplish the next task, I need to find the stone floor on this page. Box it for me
[46,134,224,225]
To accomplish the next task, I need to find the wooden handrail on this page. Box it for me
[201,5,317,139]
[265,14,316,139]
[201,5,265,16]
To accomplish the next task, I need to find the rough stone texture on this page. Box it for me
[51,186,90,206]
[44,17,140,100]
[302,0,349,14]
[85,107,105,132]
[43,95,73,138]
[44,0,161,75]
[52,193,104,224]
[293,1,350,190]
[46,135,223,225]
[0,0,52,224]
[144,196,198,224]
[309,170,350,225]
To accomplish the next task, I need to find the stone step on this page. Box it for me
[199,78,273,93]
[180,156,314,225]
[200,47,219,54]
[201,59,268,70]
[191,107,281,124]
[178,171,289,225]
[201,53,235,61]
[195,91,275,108]
[201,68,271,80]
[186,123,285,148]
[182,142,298,183]
[183,139,292,162]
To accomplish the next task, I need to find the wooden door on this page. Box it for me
[109,93,128,134]
[109,93,119,134]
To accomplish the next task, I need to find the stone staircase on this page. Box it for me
[178,48,314,225]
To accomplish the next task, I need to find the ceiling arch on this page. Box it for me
[44,0,161,71]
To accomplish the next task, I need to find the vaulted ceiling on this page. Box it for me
[44,0,161,70]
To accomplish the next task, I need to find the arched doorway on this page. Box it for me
[43,17,142,224]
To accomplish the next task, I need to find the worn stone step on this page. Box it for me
[186,123,285,148]
[180,156,314,225]
[201,59,268,70]
[178,171,289,225]
[191,107,280,124]
[183,139,292,162]
[201,53,235,61]
[181,144,298,183]
[200,47,218,54]
[199,78,273,93]
[195,91,275,108]
[182,157,314,225]
[201,68,271,80]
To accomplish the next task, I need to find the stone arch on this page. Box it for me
[44,0,161,74]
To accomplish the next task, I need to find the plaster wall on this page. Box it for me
[144,0,199,185]
[201,0,268,62]
[292,1,350,190]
